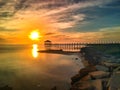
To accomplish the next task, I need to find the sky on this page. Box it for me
[0,0,120,44]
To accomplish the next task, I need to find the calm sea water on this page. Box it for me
[0,44,84,90]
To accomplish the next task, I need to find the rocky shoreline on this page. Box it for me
[70,47,120,90]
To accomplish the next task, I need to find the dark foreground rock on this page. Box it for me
[95,65,109,72]
[71,80,102,90]
[71,65,97,84]
[0,85,12,90]
[110,71,120,90]
[51,86,57,90]
[70,46,120,90]
[89,71,110,79]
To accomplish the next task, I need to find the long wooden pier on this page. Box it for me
[44,40,120,51]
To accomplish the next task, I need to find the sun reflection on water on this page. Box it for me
[32,44,38,58]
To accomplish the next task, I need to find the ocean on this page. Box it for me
[0,44,84,90]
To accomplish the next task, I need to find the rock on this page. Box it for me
[75,58,78,60]
[71,80,102,90]
[95,65,109,72]
[102,62,120,68]
[79,65,97,75]
[80,75,91,81]
[101,56,108,61]
[82,59,89,67]
[0,85,12,90]
[89,71,110,79]
[51,86,57,90]
[71,65,97,84]
[71,74,83,85]
[109,71,120,90]
[102,62,120,72]
[92,79,102,90]
[102,79,109,90]
[71,81,94,90]
[71,65,96,84]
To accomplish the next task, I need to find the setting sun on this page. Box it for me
[29,31,41,40]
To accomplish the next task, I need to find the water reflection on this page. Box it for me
[0,45,84,90]
[32,44,38,58]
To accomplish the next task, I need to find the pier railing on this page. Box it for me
[44,40,120,51]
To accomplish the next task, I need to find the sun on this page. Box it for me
[29,31,40,40]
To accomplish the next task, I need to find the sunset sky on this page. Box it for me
[0,0,120,44]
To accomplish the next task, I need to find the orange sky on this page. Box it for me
[0,0,120,44]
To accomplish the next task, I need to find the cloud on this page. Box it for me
[0,0,119,43]
[14,0,28,11]
[0,12,13,18]
[0,37,7,43]
[0,1,7,8]
[49,34,73,42]
[99,27,120,41]
[51,22,75,29]
[0,0,15,19]
[0,27,17,32]
[46,26,120,42]
[0,38,6,41]
[44,32,55,36]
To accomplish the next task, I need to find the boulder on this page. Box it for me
[102,79,109,90]
[71,74,84,84]
[71,80,102,90]
[82,60,89,67]
[80,75,91,81]
[109,71,120,90]
[92,79,102,90]
[102,62,120,72]
[71,65,96,84]
[0,85,12,90]
[51,86,57,90]
[71,74,80,84]
[102,62,120,68]
[71,81,94,90]
[89,71,110,79]
[95,65,109,72]
[79,65,97,75]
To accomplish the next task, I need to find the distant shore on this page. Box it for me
[38,49,80,55]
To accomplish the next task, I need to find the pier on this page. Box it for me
[44,40,120,51]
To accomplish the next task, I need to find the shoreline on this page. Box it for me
[70,47,120,90]
[38,49,80,55]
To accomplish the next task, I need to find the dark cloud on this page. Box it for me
[0,37,6,42]
[13,0,94,10]
[24,0,69,10]
[44,32,55,36]
[14,0,28,11]
[52,34,70,39]
[50,34,80,42]
[72,0,90,3]
[103,0,120,8]
[0,1,7,8]
[0,27,17,32]
[31,0,93,4]
[0,12,13,18]
[37,3,67,10]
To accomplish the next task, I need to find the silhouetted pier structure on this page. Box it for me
[44,40,120,51]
